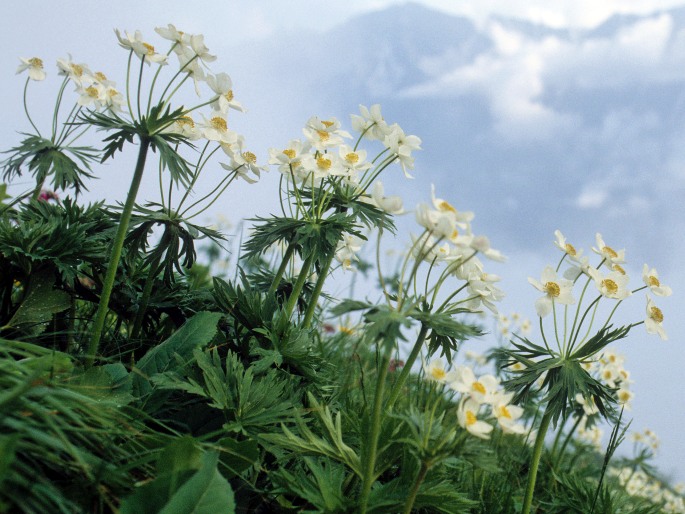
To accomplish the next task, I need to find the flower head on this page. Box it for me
[206,73,244,114]
[384,123,421,178]
[586,267,631,300]
[17,57,46,81]
[592,233,625,267]
[350,104,390,140]
[644,294,667,340]
[642,264,672,297]
[528,266,575,317]
[457,399,493,439]
[115,29,168,65]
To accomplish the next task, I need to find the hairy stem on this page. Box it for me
[522,407,553,514]
[302,254,334,328]
[386,323,429,410]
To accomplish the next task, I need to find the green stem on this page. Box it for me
[283,253,314,319]
[386,323,429,409]
[555,415,584,467]
[403,461,430,514]
[359,345,392,513]
[302,254,334,328]
[521,407,553,514]
[130,253,163,340]
[268,240,298,295]
[86,138,150,366]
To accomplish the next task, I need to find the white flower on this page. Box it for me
[335,234,365,271]
[337,144,371,183]
[575,394,599,416]
[457,399,493,439]
[300,152,346,181]
[369,181,404,215]
[422,357,457,383]
[163,115,202,141]
[187,34,216,63]
[350,104,390,140]
[383,123,421,178]
[198,113,237,144]
[492,393,526,435]
[56,54,91,85]
[155,24,190,46]
[592,233,626,267]
[220,136,265,184]
[642,264,672,297]
[616,388,634,409]
[528,266,575,317]
[17,57,46,81]
[206,73,244,114]
[554,229,583,260]
[302,116,351,151]
[586,267,631,300]
[644,295,667,340]
[449,366,500,404]
[115,29,167,65]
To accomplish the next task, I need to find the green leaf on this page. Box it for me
[5,272,70,331]
[133,311,222,396]
[120,450,235,514]
[216,437,260,478]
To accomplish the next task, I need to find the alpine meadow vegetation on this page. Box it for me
[0,25,682,513]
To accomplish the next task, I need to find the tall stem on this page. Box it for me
[386,323,429,409]
[268,240,298,295]
[302,255,334,328]
[521,407,553,514]
[130,253,163,340]
[359,345,392,513]
[283,253,314,319]
[403,461,429,514]
[86,138,150,366]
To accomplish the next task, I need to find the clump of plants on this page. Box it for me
[0,26,681,513]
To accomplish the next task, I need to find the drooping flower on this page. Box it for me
[528,266,575,317]
[554,229,583,260]
[383,123,421,178]
[642,264,672,297]
[334,233,365,271]
[644,294,667,340]
[56,54,91,85]
[17,57,46,81]
[457,398,493,439]
[369,181,404,215]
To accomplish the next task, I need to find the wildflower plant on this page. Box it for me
[505,230,673,514]
[0,24,681,514]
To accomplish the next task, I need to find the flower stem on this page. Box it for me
[302,254,334,328]
[130,253,162,340]
[359,344,392,514]
[86,138,150,366]
[521,407,553,514]
[386,323,429,409]
[283,253,314,319]
[268,240,298,295]
[403,461,429,514]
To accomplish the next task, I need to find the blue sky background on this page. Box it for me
[2,0,684,481]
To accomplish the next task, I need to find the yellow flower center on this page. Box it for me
[565,243,577,256]
[618,390,631,402]
[472,381,486,395]
[431,368,446,381]
[224,90,234,102]
[283,149,296,159]
[498,405,512,419]
[544,281,561,297]
[242,151,257,164]
[339,326,354,335]
[316,156,332,170]
[345,152,360,164]
[511,362,525,372]
[95,72,108,82]
[106,88,119,99]
[178,116,195,128]
[650,306,664,323]
[465,411,477,426]
[321,120,335,128]
[71,63,84,76]
[143,42,156,55]
[437,200,457,214]
[602,246,618,258]
[648,275,660,287]
[602,279,618,295]
[450,229,459,241]
[29,57,43,68]
[316,130,330,141]
[210,117,227,131]
[85,86,99,98]
[613,264,626,275]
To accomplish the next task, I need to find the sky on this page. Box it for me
[2,0,685,482]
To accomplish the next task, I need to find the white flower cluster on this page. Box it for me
[609,466,685,513]
[530,230,671,341]
[423,358,527,439]
[578,348,634,410]
[495,312,532,340]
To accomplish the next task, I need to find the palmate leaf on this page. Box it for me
[411,305,482,364]
[570,324,632,361]
[1,134,98,194]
